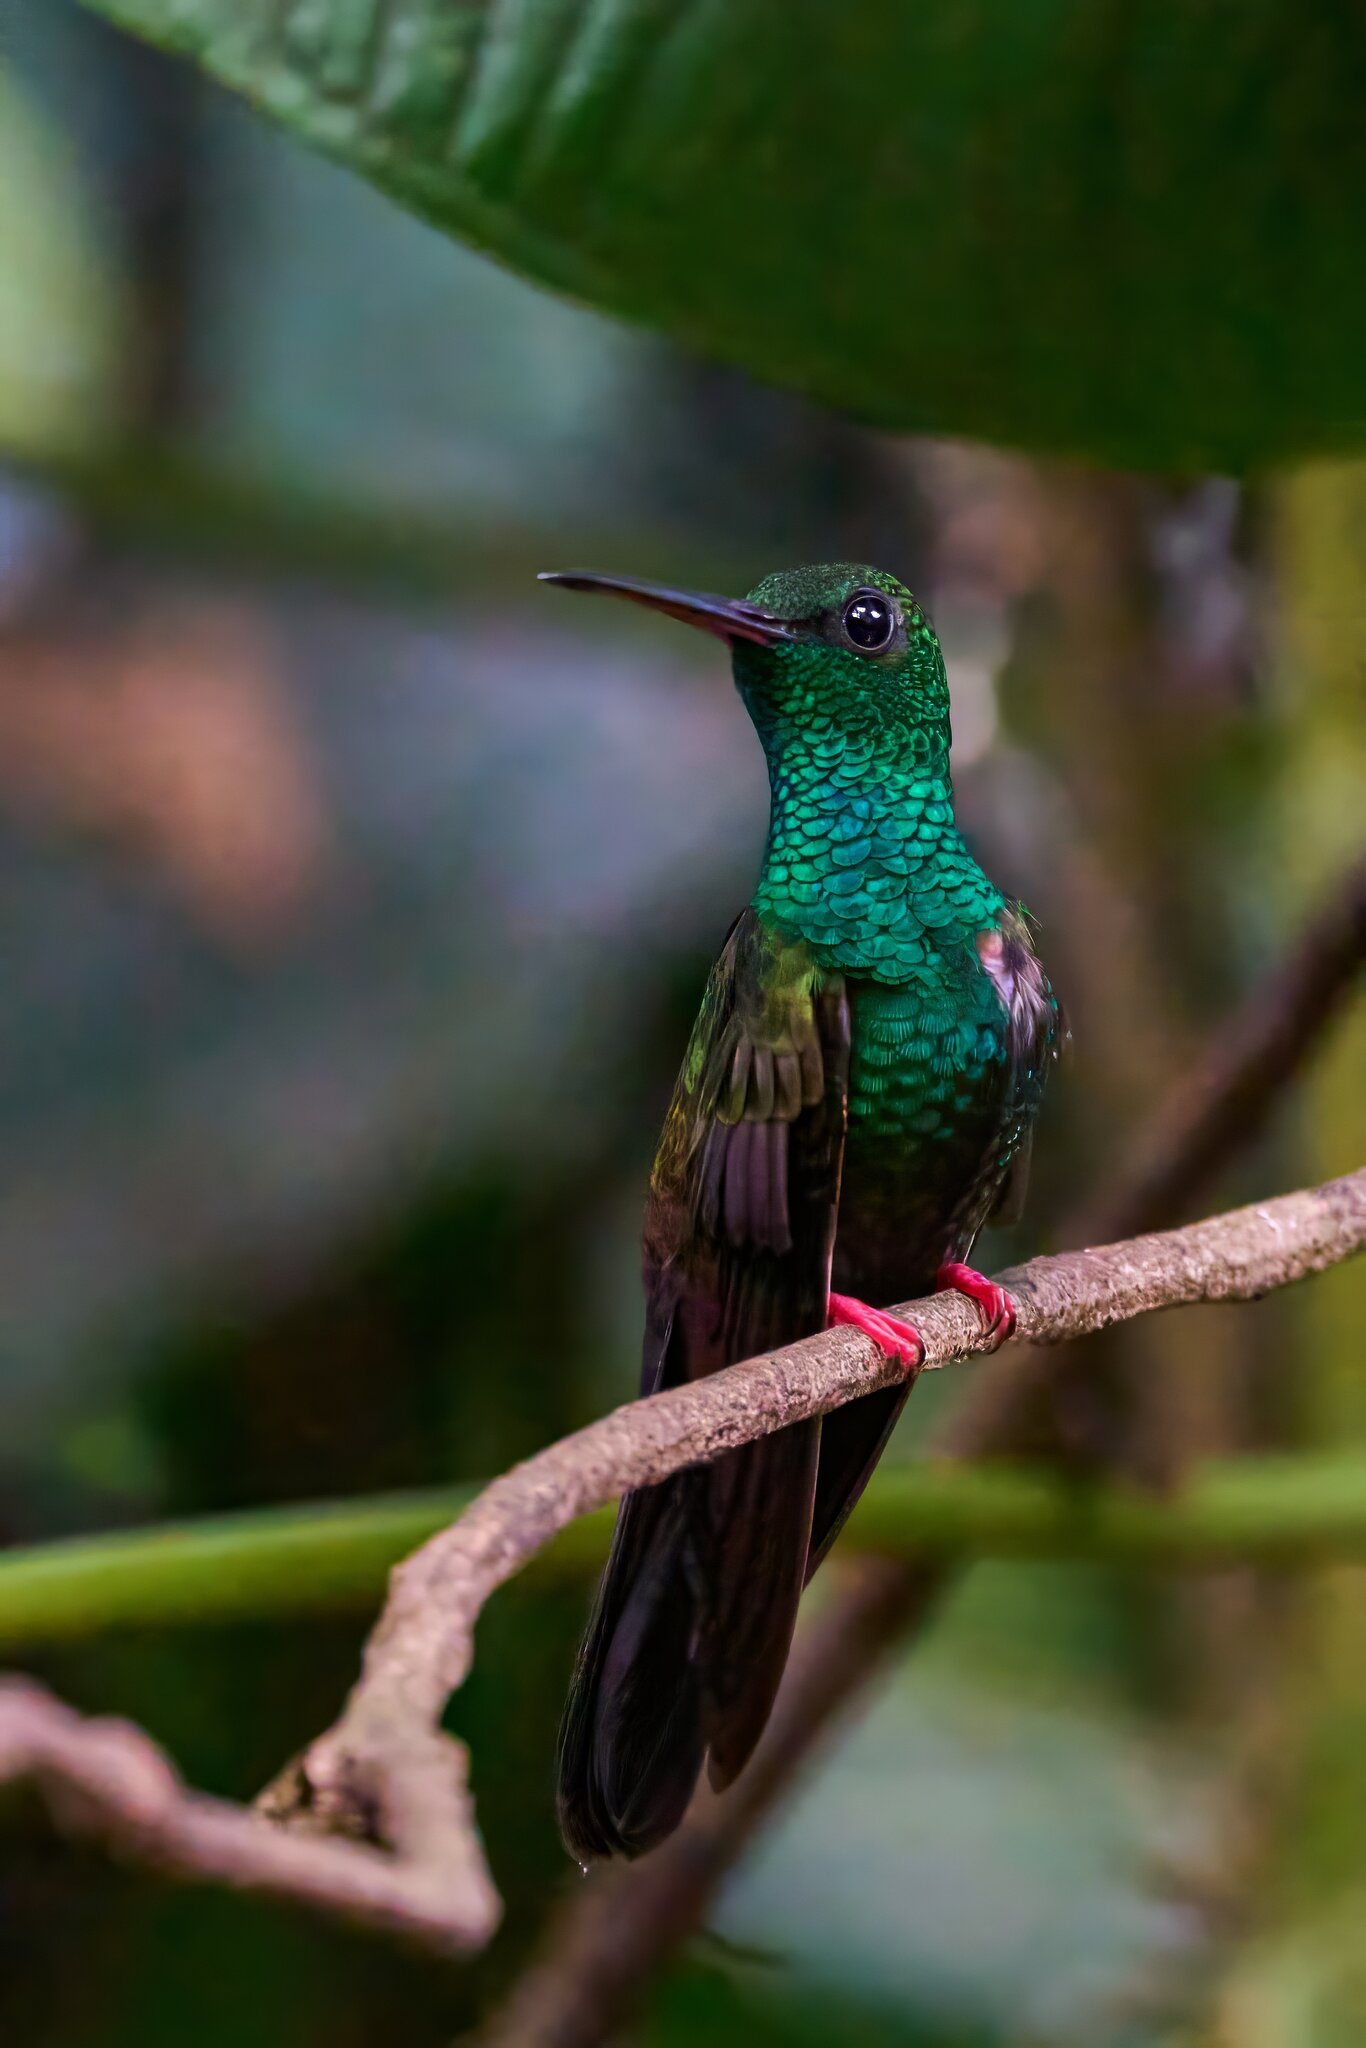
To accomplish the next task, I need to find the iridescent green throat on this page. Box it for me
[737,641,1003,985]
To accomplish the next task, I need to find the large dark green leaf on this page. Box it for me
[75,0,1366,471]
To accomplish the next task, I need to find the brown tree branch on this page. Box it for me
[0,1175,1361,1960]
[473,854,1366,2048]
[0,868,1355,1976]
[254,1174,1366,1934]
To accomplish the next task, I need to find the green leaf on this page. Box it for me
[72,1,1366,471]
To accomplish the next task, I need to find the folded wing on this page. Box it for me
[557,910,849,1860]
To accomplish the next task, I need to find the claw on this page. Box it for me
[827,1293,924,1372]
[935,1262,1017,1350]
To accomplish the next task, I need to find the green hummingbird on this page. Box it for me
[542,564,1058,1862]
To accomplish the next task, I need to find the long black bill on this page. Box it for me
[538,570,799,647]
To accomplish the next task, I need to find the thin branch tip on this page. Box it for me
[0,1677,500,1954]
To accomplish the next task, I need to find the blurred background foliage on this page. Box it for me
[0,3,1362,2045]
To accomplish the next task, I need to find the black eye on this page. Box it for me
[842,590,897,652]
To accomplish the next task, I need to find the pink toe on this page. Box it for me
[935,1263,1018,1347]
[828,1293,924,1371]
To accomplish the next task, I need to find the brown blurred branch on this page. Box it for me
[475,855,1366,2048]
[1083,849,1366,1245]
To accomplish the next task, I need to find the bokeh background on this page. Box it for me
[1,5,1364,2045]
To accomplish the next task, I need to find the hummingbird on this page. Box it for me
[542,564,1058,1862]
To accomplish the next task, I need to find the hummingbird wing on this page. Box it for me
[557,909,849,1861]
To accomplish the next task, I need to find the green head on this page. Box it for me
[539,563,951,780]
[540,565,995,975]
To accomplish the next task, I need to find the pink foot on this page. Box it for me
[828,1293,925,1372]
[935,1262,1017,1349]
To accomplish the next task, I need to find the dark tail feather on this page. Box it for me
[805,1379,914,1581]
[556,1479,702,1862]
[556,1420,819,1861]
[700,1419,819,1788]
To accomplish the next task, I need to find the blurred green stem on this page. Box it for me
[4,1452,1366,1653]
